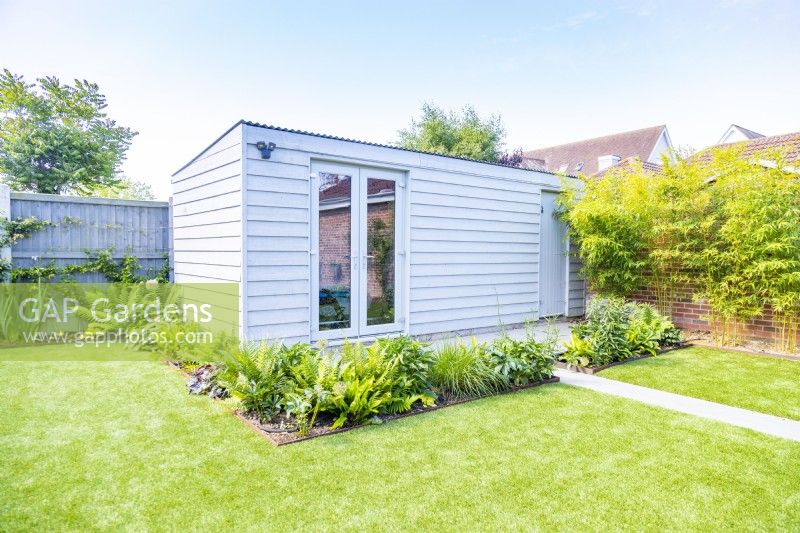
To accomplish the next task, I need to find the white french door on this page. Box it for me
[310,161,405,340]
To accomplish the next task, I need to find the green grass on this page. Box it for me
[601,346,800,420]
[1,361,799,531]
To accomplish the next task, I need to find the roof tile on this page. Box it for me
[522,125,666,176]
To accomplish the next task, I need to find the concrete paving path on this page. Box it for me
[426,319,573,349]
[421,320,800,442]
[555,369,800,442]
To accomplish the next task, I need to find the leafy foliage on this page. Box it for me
[558,164,653,298]
[325,341,397,428]
[562,297,681,367]
[0,216,52,248]
[90,176,155,200]
[210,332,557,434]
[324,339,436,427]
[212,335,442,433]
[0,283,49,343]
[371,335,437,410]
[217,342,290,422]
[560,145,800,351]
[10,248,170,283]
[488,332,557,386]
[398,103,521,164]
[0,69,136,195]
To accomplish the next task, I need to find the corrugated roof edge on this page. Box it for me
[172,119,565,177]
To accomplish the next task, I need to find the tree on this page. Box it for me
[399,103,522,164]
[90,176,155,200]
[0,69,137,195]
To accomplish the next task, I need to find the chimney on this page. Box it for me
[597,155,620,171]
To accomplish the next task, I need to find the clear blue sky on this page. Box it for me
[2,0,799,199]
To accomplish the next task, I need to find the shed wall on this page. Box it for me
[407,169,541,335]
[239,124,584,343]
[568,241,586,317]
[171,125,243,283]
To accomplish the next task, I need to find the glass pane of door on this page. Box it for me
[365,178,395,326]
[318,172,352,330]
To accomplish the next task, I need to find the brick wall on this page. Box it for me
[631,282,799,345]
[319,205,352,289]
[318,200,394,300]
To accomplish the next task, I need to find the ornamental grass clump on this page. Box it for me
[429,338,506,401]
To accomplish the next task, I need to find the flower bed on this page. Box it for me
[555,345,688,374]
[181,325,562,445]
[238,376,560,445]
[560,297,684,372]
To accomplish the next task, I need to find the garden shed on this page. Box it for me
[172,120,585,344]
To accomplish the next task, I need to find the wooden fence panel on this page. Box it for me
[9,193,171,282]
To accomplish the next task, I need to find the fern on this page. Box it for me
[217,341,291,422]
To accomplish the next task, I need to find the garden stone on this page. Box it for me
[187,364,227,398]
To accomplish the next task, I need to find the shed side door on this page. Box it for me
[539,191,568,317]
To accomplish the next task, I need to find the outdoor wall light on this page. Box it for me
[256,141,276,159]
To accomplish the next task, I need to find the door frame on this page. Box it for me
[310,160,406,341]
[358,166,406,337]
[538,189,570,318]
[310,161,361,341]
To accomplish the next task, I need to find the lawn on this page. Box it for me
[1,361,799,531]
[600,346,800,421]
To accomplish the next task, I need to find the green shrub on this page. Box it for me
[577,297,633,366]
[488,336,532,385]
[371,335,437,411]
[429,338,506,400]
[659,326,683,346]
[561,146,800,352]
[561,334,595,368]
[217,337,441,432]
[627,303,681,353]
[488,334,556,386]
[527,321,560,379]
[489,322,560,386]
[562,297,680,367]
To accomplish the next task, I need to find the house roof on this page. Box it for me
[717,124,764,144]
[522,125,667,176]
[594,156,664,178]
[591,131,800,179]
[699,130,800,164]
[173,119,564,177]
